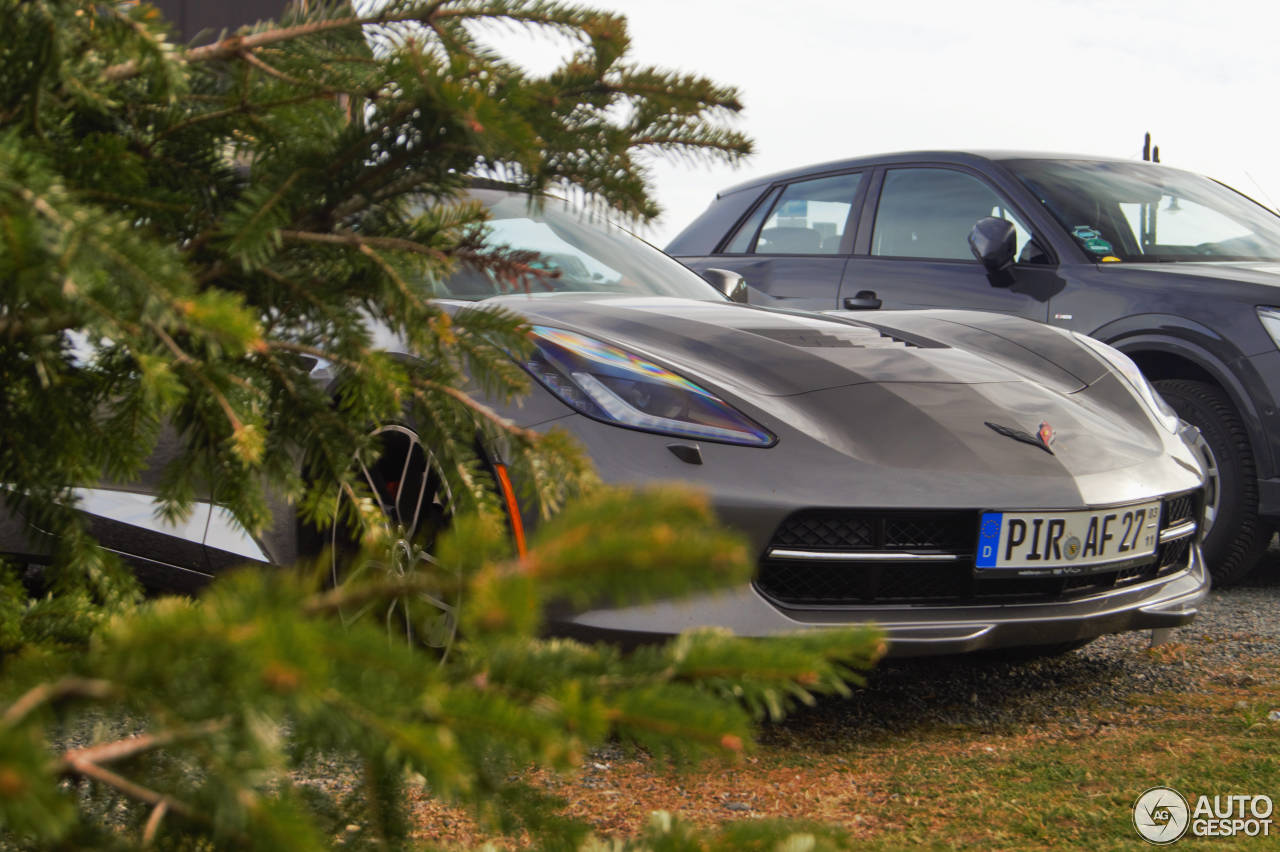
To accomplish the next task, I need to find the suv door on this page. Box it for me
[838,166,1061,320]
[689,172,865,310]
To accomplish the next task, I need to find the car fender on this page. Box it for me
[1090,314,1273,475]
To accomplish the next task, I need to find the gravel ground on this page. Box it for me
[30,534,1280,847]
[400,535,1280,846]
[765,532,1280,746]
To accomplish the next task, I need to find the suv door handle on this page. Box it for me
[843,290,882,310]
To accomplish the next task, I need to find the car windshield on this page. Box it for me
[433,189,725,300]
[1004,159,1280,262]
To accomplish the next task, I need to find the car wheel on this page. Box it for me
[331,424,459,659]
[1154,379,1265,585]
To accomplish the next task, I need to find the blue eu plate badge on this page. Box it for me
[976,512,1003,568]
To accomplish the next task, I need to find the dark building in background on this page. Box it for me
[150,0,281,44]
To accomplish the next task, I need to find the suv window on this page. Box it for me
[1007,158,1280,262]
[1118,197,1253,254]
[746,173,861,255]
[723,186,781,253]
[872,167,1035,260]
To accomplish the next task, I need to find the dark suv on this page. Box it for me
[669,151,1280,584]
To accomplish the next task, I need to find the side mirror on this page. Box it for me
[702,267,749,303]
[968,217,1017,287]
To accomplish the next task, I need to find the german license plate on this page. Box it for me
[975,500,1161,572]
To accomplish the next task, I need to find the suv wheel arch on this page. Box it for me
[1104,340,1266,584]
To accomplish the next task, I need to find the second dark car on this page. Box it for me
[669,151,1280,584]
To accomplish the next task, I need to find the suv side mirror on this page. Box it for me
[702,267,749,303]
[968,217,1017,287]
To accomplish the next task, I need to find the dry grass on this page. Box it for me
[409,555,1280,849]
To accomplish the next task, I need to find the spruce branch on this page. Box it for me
[102,7,464,82]
[301,574,461,617]
[0,4,886,848]
[278,228,449,261]
[56,718,229,770]
[0,313,79,341]
[153,93,344,141]
[1,677,116,727]
[141,799,168,847]
[62,756,201,825]
[412,380,535,441]
[239,49,311,88]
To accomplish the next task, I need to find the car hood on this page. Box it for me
[474,294,1095,397]
[451,294,1194,487]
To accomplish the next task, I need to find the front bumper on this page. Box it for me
[551,543,1209,657]
[529,402,1207,657]
[1259,476,1280,520]
[1245,349,1280,517]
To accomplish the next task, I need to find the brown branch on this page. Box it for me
[103,8,452,82]
[602,708,735,750]
[155,93,336,141]
[356,242,430,315]
[412,380,535,442]
[2,678,116,727]
[301,571,461,617]
[278,229,448,261]
[64,756,200,822]
[240,50,375,99]
[143,318,258,426]
[270,339,538,444]
[240,49,308,87]
[142,800,168,847]
[267,340,374,375]
[59,718,229,769]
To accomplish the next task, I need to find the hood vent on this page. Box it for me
[748,326,919,349]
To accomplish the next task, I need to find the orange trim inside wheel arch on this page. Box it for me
[493,462,527,557]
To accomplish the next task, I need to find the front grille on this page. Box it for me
[755,490,1201,607]
[770,510,972,552]
[771,514,874,550]
[1162,493,1197,527]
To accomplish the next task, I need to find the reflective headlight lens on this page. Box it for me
[1259,307,1280,349]
[1071,332,1179,433]
[525,326,775,447]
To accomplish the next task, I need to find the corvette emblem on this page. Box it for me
[986,420,1056,455]
[1037,421,1055,450]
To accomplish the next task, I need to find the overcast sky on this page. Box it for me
[491,0,1280,247]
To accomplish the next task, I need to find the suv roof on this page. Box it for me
[714,150,1140,198]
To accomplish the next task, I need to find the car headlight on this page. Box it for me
[1259,307,1280,349]
[524,326,776,447]
[1071,332,1179,433]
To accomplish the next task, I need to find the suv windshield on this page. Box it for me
[435,189,724,300]
[1005,159,1280,262]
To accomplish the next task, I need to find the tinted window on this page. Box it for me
[752,173,861,255]
[873,168,1033,260]
[723,186,781,253]
[1007,158,1280,262]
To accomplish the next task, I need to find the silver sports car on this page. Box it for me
[2,189,1210,657]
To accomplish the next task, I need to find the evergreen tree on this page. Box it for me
[0,2,881,848]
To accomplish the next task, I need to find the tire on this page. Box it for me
[329,425,460,659]
[1154,379,1266,585]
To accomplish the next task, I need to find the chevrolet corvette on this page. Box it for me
[1,188,1211,657]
